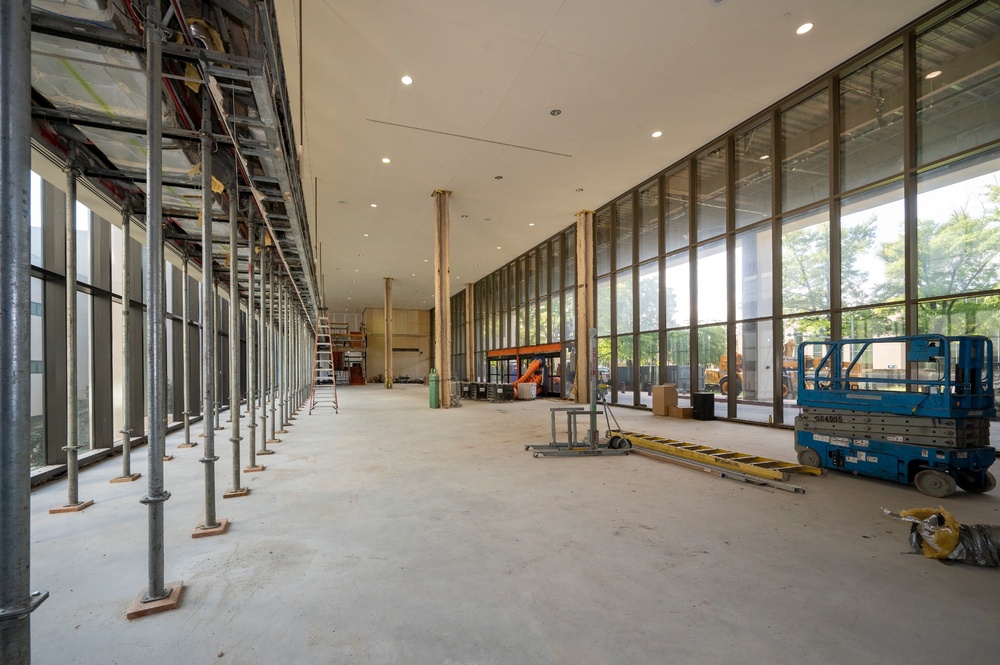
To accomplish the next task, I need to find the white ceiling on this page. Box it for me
[274,0,944,314]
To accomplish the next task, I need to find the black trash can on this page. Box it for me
[692,392,715,421]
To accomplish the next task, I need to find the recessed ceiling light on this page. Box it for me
[495,175,503,180]
[652,131,662,138]
[925,70,942,79]
[550,109,561,116]
[363,233,369,237]
[381,157,391,164]
[401,75,413,85]
[575,188,584,192]
[496,246,501,250]
[529,223,535,227]
[411,273,415,277]
[424,259,428,262]
[796,22,813,35]
[759,154,770,160]
[461,214,468,218]
[370,203,377,208]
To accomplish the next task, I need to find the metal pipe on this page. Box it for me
[268,256,277,441]
[228,185,242,492]
[181,257,192,446]
[1,1,47,658]
[214,277,222,431]
[141,0,172,603]
[64,144,82,506]
[198,76,220,530]
[118,205,134,477]
[258,247,269,453]
[246,215,257,468]
[589,328,598,445]
[276,281,286,432]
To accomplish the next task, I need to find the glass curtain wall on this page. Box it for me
[587,0,1000,422]
[26,168,249,471]
[463,227,577,396]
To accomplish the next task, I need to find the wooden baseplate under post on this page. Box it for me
[191,518,229,538]
[49,499,94,514]
[276,429,288,435]
[266,438,281,444]
[177,442,197,448]
[244,465,265,473]
[110,473,142,483]
[125,581,184,620]
[223,487,250,499]
[163,455,174,462]
[257,449,275,456]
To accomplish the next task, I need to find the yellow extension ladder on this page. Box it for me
[617,430,823,486]
[308,312,338,414]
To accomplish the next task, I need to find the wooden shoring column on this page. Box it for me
[433,189,452,408]
[575,210,595,405]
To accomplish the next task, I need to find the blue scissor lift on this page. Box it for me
[793,335,996,497]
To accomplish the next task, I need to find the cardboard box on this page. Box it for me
[651,384,678,416]
[668,405,694,419]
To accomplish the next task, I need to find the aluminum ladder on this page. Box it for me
[308,313,338,414]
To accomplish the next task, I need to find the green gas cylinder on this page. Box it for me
[428,368,439,409]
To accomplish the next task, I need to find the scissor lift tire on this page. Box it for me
[914,469,957,498]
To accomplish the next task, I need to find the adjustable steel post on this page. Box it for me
[177,257,196,448]
[244,216,263,471]
[258,248,272,455]
[51,144,93,513]
[1,0,49,653]
[126,1,182,617]
[276,281,287,434]
[267,255,278,443]
[213,277,223,431]
[224,184,247,498]
[191,75,227,539]
[112,205,140,482]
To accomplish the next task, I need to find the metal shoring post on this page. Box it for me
[177,258,196,448]
[213,277,223,431]
[258,248,272,456]
[0,0,49,654]
[267,251,279,443]
[51,144,92,513]
[112,205,140,482]
[192,75,226,538]
[224,184,247,497]
[244,216,262,471]
[276,282,287,434]
[128,0,180,613]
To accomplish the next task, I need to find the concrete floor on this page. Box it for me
[28,385,999,664]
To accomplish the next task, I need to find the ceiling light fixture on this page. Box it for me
[381,157,391,163]
[652,131,662,138]
[495,175,503,180]
[550,109,561,116]
[796,22,813,35]
[370,203,377,208]
[401,75,413,85]
[363,233,369,237]
[496,246,501,250]
[529,223,535,227]
[925,70,942,79]
[461,214,469,218]
[575,188,584,192]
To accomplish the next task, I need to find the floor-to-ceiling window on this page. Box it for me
[587,0,1000,422]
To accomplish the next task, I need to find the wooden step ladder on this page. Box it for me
[308,312,338,414]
